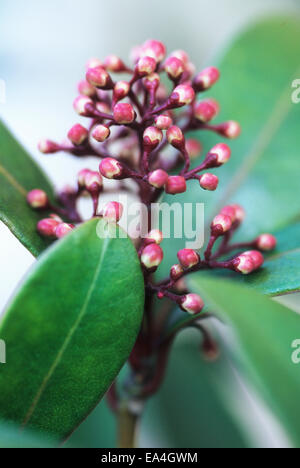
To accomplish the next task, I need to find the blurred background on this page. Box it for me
[0,0,299,448]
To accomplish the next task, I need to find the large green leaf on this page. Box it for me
[0,120,54,256]
[194,222,300,296]
[189,276,300,447]
[0,218,144,439]
[159,17,300,289]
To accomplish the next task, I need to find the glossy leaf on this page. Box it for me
[0,218,144,439]
[195,222,300,296]
[159,17,300,287]
[189,276,300,447]
[0,120,54,256]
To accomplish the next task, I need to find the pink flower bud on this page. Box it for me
[145,229,163,245]
[104,55,126,72]
[67,124,89,146]
[243,250,264,269]
[37,218,60,237]
[85,171,103,193]
[86,57,103,69]
[78,168,92,188]
[193,66,220,91]
[113,103,136,124]
[50,213,63,223]
[99,158,125,180]
[78,80,97,97]
[102,201,124,222]
[143,126,163,150]
[136,56,157,76]
[177,249,200,269]
[165,176,187,195]
[231,204,246,222]
[170,264,184,281]
[166,126,185,149]
[199,173,219,191]
[186,139,202,159]
[113,81,130,101]
[148,169,169,188]
[194,99,219,122]
[92,124,111,143]
[155,114,173,130]
[141,244,164,270]
[143,73,160,91]
[55,223,75,239]
[256,234,277,251]
[218,121,241,139]
[38,139,59,154]
[86,66,113,89]
[164,57,184,79]
[181,294,204,315]
[27,189,49,209]
[171,84,195,107]
[211,214,232,235]
[73,96,94,116]
[210,143,231,165]
[96,101,111,114]
[170,50,189,66]
[232,254,256,275]
[220,205,237,222]
[142,40,166,63]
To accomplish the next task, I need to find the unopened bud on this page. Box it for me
[164,57,184,80]
[142,39,166,63]
[141,244,164,270]
[194,99,219,122]
[86,66,113,89]
[55,223,75,239]
[177,249,200,269]
[37,218,60,237]
[102,201,124,222]
[78,168,91,188]
[170,264,184,281]
[145,229,163,245]
[169,50,189,66]
[193,66,220,91]
[113,103,136,124]
[104,55,126,72]
[210,143,231,165]
[165,176,187,195]
[166,126,185,149]
[155,114,173,130]
[136,56,157,76]
[78,80,97,97]
[231,204,246,222]
[243,250,264,269]
[186,139,202,159]
[220,205,237,222]
[73,96,94,116]
[86,57,103,69]
[99,158,126,180]
[96,101,111,114]
[148,169,169,188]
[27,189,49,209]
[181,294,204,315]
[143,73,160,91]
[211,214,232,236]
[217,121,241,139]
[92,124,111,143]
[256,234,277,251]
[171,84,195,107]
[38,139,59,154]
[113,81,130,101]
[85,171,103,193]
[68,124,89,146]
[232,254,256,275]
[143,126,163,150]
[199,173,219,191]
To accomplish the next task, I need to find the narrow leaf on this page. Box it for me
[0,219,144,439]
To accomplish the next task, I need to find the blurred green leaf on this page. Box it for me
[0,422,56,448]
[0,219,144,440]
[0,120,55,256]
[160,17,300,288]
[189,276,300,447]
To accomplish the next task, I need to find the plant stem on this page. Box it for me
[118,404,139,448]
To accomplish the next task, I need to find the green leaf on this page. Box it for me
[159,16,300,288]
[189,276,300,447]
[195,222,300,296]
[0,120,54,256]
[0,218,144,439]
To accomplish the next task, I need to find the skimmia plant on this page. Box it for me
[26,40,278,444]
[2,18,300,448]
